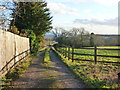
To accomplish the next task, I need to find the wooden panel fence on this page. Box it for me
[0,49,30,77]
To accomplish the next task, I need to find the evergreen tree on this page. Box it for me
[9,1,53,53]
[11,1,52,36]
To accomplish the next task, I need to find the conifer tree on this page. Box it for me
[11,1,52,36]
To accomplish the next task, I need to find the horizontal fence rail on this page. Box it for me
[76,48,120,51]
[54,45,120,64]
[73,52,120,58]
[0,49,30,77]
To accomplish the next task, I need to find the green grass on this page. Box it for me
[43,48,51,65]
[39,46,47,52]
[58,46,119,63]
[54,46,120,88]
[1,55,35,89]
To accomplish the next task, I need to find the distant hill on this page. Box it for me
[45,33,55,37]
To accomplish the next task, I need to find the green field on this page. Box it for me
[55,46,120,88]
[58,46,119,63]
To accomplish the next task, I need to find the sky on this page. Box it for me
[45,0,119,34]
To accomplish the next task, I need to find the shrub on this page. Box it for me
[9,26,20,35]
[19,33,27,37]
[26,30,40,54]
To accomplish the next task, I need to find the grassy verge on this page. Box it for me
[1,54,36,89]
[39,46,47,52]
[1,47,47,89]
[52,47,119,88]
[43,48,51,66]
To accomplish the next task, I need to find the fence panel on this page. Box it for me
[0,29,30,77]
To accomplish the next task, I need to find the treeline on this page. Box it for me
[52,27,119,48]
[93,35,119,46]
[0,1,52,54]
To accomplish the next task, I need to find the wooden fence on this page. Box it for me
[54,46,120,64]
[0,49,30,77]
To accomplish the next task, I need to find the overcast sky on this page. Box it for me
[45,0,119,34]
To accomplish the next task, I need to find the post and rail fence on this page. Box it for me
[54,45,120,64]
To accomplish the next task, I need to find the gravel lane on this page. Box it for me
[13,50,84,88]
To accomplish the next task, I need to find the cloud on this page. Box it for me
[74,17,118,26]
[52,21,118,34]
[84,9,92,13]
[46,0,119,6]
[92,0,119,6]
[46,0,86,3]
[47,2,79,16]
[47,3,66,14]
[60,0,86,3]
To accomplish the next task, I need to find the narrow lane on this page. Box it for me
[13,50,84,88]
[49,50,84,88]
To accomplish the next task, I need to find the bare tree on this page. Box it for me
[70,27,90,47]
[0,1,15,30]
[51,27,65,37]
[55,27,90,47]
[0,1,26,30]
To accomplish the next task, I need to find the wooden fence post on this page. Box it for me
[58,47,62,54]
[66,46,68,58]
[55,46,57,51]
[94,46,97,64]
[57,46,59,52]
[14,56,16,68]
[60,47,62,53]
[61,47,63,55]
[65,46,67,58]
[68,47,70,60]
[64,46,65,57]
[6,61,8,72]
[58,46,59,52]
[57,46,58,51]
[72,46,74,62]
[64,46,66,57]
[62,46,64,56]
